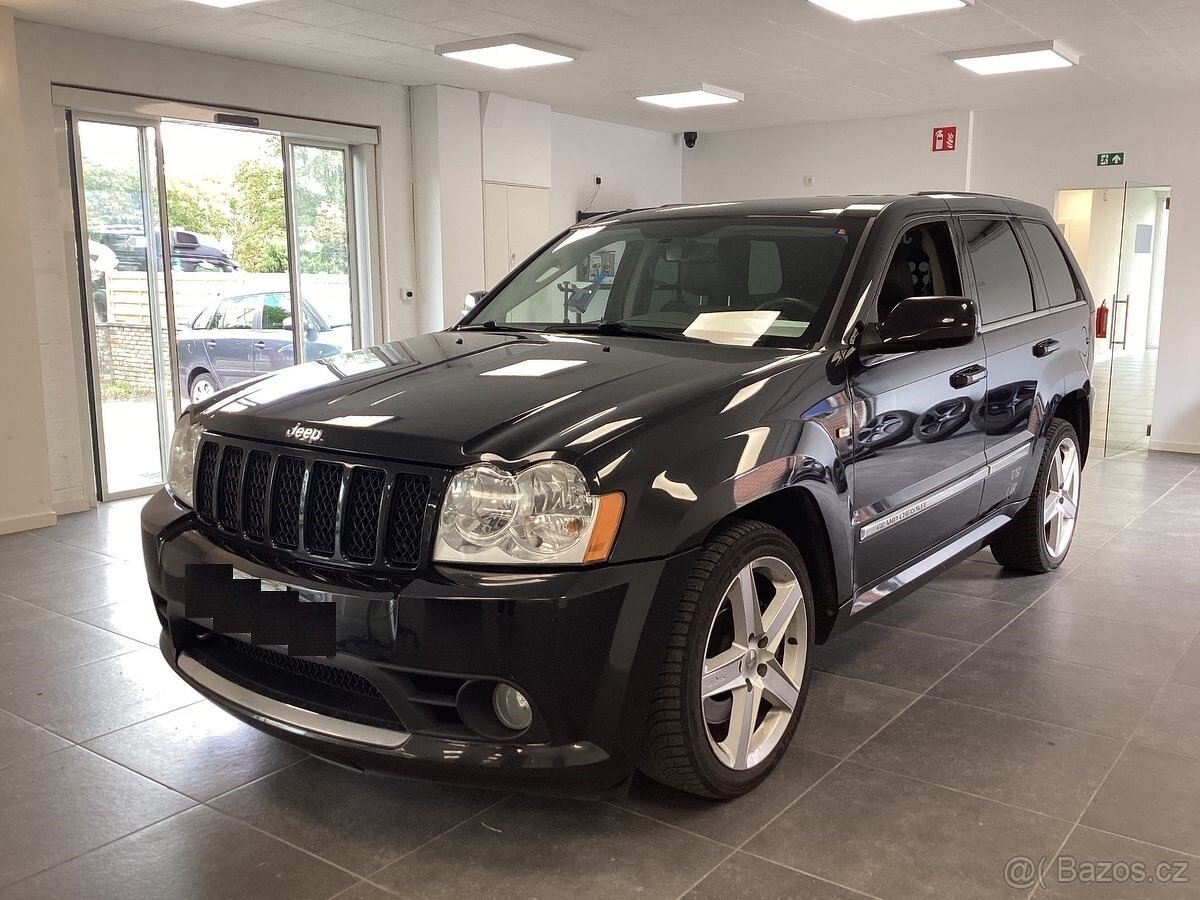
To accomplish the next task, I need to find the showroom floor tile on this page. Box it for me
[0,449,1197,898]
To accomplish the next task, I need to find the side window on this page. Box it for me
[877,220,963,322]
[261,294,291,329]
[1024,222,1082,306]
[960,219,1036,324]
[219,298,259,330]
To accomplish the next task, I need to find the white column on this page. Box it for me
[0,7,56,534]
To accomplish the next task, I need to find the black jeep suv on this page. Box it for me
[142,193,1093,798]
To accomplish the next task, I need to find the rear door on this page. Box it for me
[208,295,260,386]
[960,214,1084,518]
[966,215,1092,514]
[849,217,989,588]
[255,292,295,373]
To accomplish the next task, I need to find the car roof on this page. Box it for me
[581,192,1048,226]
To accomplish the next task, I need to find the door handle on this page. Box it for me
[253,341,266,349]
[205,340,217,349]
[1033,339,1060,358]
[950,364,986,389]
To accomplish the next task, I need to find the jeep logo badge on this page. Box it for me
[285,423,323,443]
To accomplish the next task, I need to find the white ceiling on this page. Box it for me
[9,0,1200,131]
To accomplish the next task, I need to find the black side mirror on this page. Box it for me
[858,296,977,355]
[460,290,487,322]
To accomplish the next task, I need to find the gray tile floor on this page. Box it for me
[1,452,1199,898]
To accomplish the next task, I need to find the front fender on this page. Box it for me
[598,411,853,602]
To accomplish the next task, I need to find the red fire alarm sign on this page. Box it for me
[932,126,957,152]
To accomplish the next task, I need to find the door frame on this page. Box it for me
[69,112,180,501]
[59,88,383,502]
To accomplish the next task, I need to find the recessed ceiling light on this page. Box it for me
[808,0,972,22]
[636,83,744,110]
[949,40,1078,75]
[184,0,264,7]
[435,34,576,70]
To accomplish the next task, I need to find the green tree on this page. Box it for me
[229,158,289,273]
[166,180,232,241]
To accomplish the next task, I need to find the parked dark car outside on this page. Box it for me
[95,226,240,272]
[177,292,347,404]
[144,193,1093,798]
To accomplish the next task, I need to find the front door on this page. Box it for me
[849,219,988,588]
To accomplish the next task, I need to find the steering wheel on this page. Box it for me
[755,296,819,320]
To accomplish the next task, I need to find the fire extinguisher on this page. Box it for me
[1095,300,1109,339]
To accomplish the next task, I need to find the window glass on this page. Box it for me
[471,219,863,348]
[748,240,783,295]
[961,219,1035,324]
[1024,222,1081,306]
[261,293,291,329]
[219,297,259,329]
[877,221,963,322]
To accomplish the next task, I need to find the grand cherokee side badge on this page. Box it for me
[285,423,324,443]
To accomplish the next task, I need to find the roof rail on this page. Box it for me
[910,190,1013,200]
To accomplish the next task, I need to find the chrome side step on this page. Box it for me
[179,651,410,749]
[851,511,1014,615]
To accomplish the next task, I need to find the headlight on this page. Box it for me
[434,461,624,565]
[166,412,205,507]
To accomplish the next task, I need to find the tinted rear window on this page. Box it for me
[961,219,1036,325]
[1025,222,1081,306]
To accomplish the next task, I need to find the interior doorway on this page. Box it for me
[1054,183,1171,458]
[68,97,378,501]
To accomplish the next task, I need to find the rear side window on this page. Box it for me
[960,219,1035,325]
[1024,222,1081,306]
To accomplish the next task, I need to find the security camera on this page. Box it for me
[683,131,698,149]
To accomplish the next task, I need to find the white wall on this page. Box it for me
[482,93,551,189]
[14,21,418,513]
[550,112,683,231]
[0,9,55,534]
[970,97,1200,454]
[682,110,973,201]
[411,83,486,330]
[414,93,684,327]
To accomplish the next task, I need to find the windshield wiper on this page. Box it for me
[546,322,704,343]
[456,320,540,334]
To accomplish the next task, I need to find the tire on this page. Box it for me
[638,519,815,798]
[189,371,219,405]
[990,418,1082,573]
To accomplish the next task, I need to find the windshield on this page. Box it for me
[463,216,864,348]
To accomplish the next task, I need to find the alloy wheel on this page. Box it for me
[191,378,215,404]
[1043,435,1080,559]
[700,556,807,771]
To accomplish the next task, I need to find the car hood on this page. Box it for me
[198,331,812,469]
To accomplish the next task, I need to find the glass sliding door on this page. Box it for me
[159,122,292,403]
[75,118,177,498]
[286,141,357,363]
[1103,182,1170,457]
[69,96,378,499]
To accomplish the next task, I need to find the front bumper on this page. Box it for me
[141,490,696,794]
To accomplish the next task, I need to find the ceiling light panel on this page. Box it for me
[636,83,744,109]
[808,0,972,22]
[949,40,1078,75]
[435,35,576,70]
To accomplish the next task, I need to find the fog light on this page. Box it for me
[492,684,532,731]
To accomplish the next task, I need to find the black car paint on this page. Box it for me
[143,193,1094,792]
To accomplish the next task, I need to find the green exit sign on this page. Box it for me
[1097,152,1126,167]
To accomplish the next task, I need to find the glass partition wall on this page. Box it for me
[71,108,377,500]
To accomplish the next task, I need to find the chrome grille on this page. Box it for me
[193,435,435,571]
